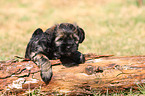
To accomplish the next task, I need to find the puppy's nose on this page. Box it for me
[67,46,71,49]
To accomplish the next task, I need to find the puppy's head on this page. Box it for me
[53,23,85,56]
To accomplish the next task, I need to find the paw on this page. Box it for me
[41,68,53,85]
[78,53,85,64]
[71,51,85,64]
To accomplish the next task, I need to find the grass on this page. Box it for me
[136,83,145,95]
[0,0,145,60]
[0,1,145,95]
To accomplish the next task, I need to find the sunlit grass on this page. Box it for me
[0,0,145,60]
[136,83,145,95]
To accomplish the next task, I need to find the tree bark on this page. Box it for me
[0,54,145,95]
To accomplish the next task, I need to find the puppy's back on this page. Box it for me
[25,28,44,59]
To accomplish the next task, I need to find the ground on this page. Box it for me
[0,0,145,60]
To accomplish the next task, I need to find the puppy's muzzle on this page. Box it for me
[65,45,72,51]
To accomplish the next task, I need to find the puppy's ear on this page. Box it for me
[32,28,43,37]
[58,23,66,29]
[45,25,57,43]
[77,27,85,43]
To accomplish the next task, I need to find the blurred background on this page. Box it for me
[0,0,145,60]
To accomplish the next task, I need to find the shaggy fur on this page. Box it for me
[25,23,85,84]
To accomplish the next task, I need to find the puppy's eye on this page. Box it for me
[55,37,63,42]
[75,40,79,44]
[57,38,63,41]
[73,37,79,44]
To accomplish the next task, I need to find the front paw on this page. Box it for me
[60,51,85,67]
[41,67,53,85]
[71,51,85,64]
[32,53,53,84]
[78,53,85,64]
[40,58,53,84]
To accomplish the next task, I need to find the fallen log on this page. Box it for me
[0,54,145,95]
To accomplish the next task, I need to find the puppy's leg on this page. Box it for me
[73,51,85,64]
[32,53,52,84]
[60,51,85,67]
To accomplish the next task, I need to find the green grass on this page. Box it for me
[0,0,145,61]
[136,83,145,95]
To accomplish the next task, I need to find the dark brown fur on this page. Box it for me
[25,23,85,84]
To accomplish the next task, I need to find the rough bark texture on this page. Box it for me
[0,54,145,95]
